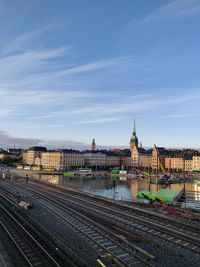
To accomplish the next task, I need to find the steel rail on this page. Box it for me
[0,221,33,267]
[0,201,60,267]
[0,194,90,267]
[28,179,200,231]
[22,180,200,242]
[28,193,153,267]
[17,181,200,255]
[4,182,154,267]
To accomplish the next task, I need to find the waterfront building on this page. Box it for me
[185,160,193,172]
[41,151,61,170]
[139,151,152,168]
[22,146,47,166]
[84,152,106,167]
[41,149,84,170]
[151,145,167,172]
[34,157,42,167]
[129,119,152,168]
[62,149,84,169]
[120,156,132,168]
[105,153,120,167]
[6,148,22,160]
[130,118,139,166]
[0,150,17,161]
[192,156,200,171]
[165,157,184,172]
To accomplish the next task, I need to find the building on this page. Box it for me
[62,149,84,170]
[119,149,132,169]
[91,139,96,151]
[165,157,184,172]
[120,156,132,168]
[6,148,22,160]
[0,150,17,161]
[185,160,193,172]
[105,156,120,167]
[23,146,47,166]
[84,152,106,168]
[41,151,61,170]
[139,149,152,168]
[105,151,120,167]
[192,156,200,171]
[41,149,84,170]
[151,145,168,173]
[130,118,139,166]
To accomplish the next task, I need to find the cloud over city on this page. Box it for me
[0,130,89,150]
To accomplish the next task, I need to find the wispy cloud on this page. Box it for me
[75,117,124,125]
[1,24,57,56]
[160,112,200,119]
[26,89,200,123]
[138,0,200,26]
[0,30,132,123]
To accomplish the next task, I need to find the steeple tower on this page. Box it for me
[91,138,96,151]
[134,117,136,134]
[130,117,139,167]
[130,117,138,149]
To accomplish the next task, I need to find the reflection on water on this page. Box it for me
[34,174,200,203]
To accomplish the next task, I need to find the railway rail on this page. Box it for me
[1,181,155,267]
[0,194,91,267]
[22,179,200,230]
[36,195,155,267]
[30,179,200,225]
[0,201,60,267]
[1,178,200,267]
[14,179,200,256]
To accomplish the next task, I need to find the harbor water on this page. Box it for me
[32,174,200,207]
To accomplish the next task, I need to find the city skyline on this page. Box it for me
[1,0,200,148]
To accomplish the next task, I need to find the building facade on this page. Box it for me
[192,156,200,171]
[130,118,139,166]
[105,155,120,167]
[62,150,84,169]
[84,152,106,167]
[139,154,152,168]
[23,146,47,165]
[185,160,193,172]
[151,145,167,172]
[165,157,184,172]
[0,150,17,161]
[41,150,84,170]
[41,151,61,170]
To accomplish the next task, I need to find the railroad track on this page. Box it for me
[36,196,155,267]
[3,180,155,267]
[0,201,60,267]
[24,179,200,232]
[14,179,200,256]
[0,194,90,267]
[29,179,200,225]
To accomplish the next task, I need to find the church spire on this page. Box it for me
[130,117,138,148]
[134,117,136,134]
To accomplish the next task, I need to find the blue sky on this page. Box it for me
[0,0,200,149]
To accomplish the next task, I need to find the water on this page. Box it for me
[32,174,200,204]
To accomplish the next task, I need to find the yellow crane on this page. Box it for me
[160,161,166,173]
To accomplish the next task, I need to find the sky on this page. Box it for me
[0,0,200,149]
